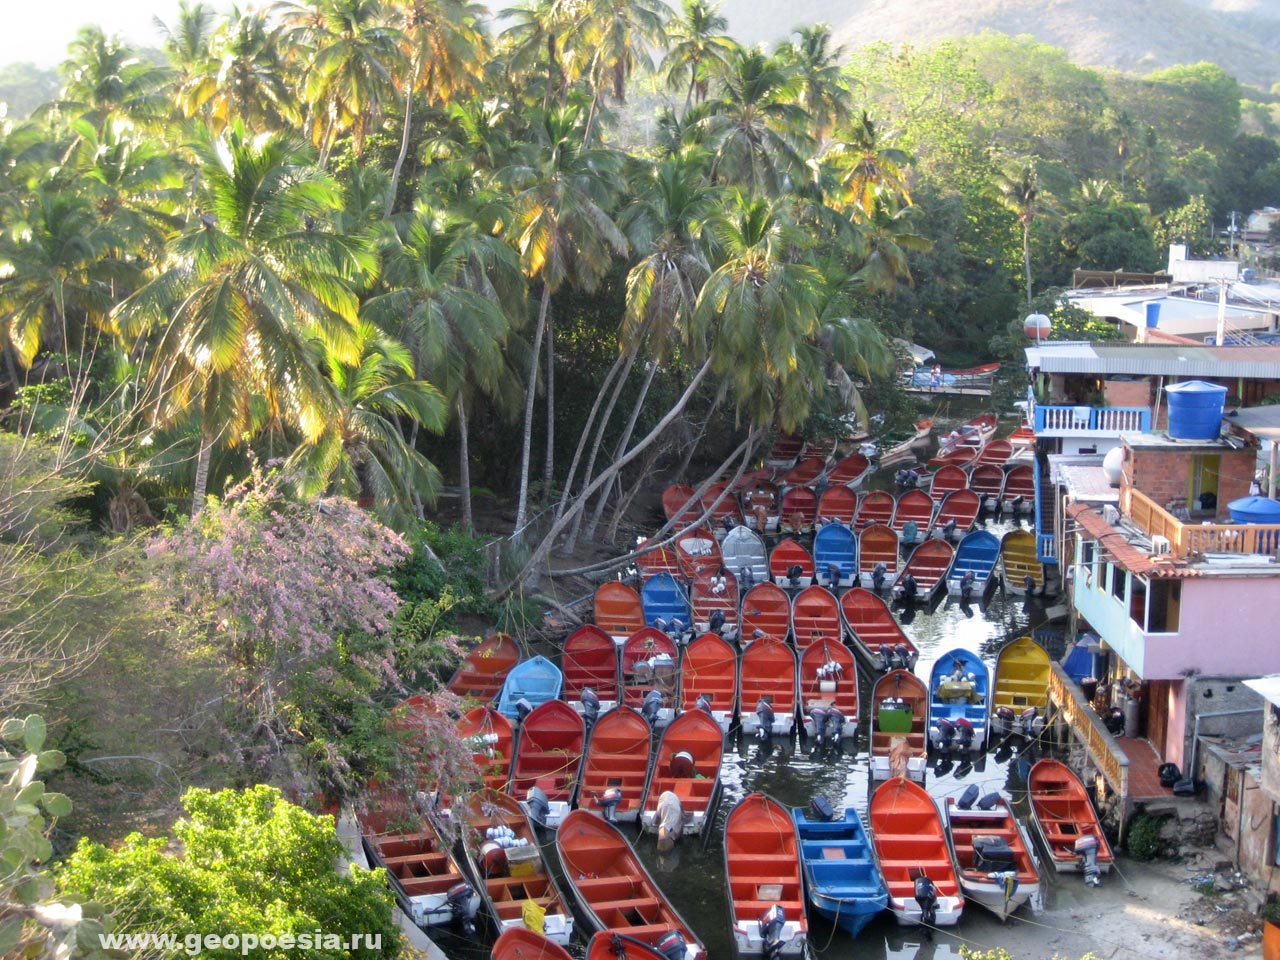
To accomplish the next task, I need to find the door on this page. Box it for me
[1189,454,1221,513]
[1146,680,1169,757]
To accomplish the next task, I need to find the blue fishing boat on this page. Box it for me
[928,647,990,754]
[945,529,1000,600]
[496,654,563,720]
[791,800,888,937]
[812,522,857,588]
[640,572,691,631]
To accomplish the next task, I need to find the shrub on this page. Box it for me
[1125,811,1170,860]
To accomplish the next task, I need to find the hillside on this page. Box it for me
[717,0,1280,90]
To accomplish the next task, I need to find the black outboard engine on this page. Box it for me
[892,643,912,671]
[960,570,976,601]
[1017,706,1040,740]
[446,881,477,936]
[957,784,980,810]
[1024,574,1036,595]
[723,515,736,533]
[808,705,829,742]
[739,566,755,589]
[755,697,775,739]
[901,574,918,602]
[824,707,845,744]
[809,796,836,822]
[954,717,975,752]
[877,646,893,672]
[872,562,888,593]
[525,786,550,828]
[581,687,601,729]
[1075,834,1102,887]
[598,786,623,823]
[642,689,664,726]
[932,718,955,755]
[995,704,1015,734]
[515,698,533,725]
[1011,495,1025,513]
[759,904,787,960]
[787,564,804,588]
[914,874,938,927]
[709,609,726,635]
[825,562,841,586]
[696,693,714,716]
[654,930,688,960]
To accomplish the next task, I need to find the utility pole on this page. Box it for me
[1229,210,1239,257]
[1216,277,1229,347]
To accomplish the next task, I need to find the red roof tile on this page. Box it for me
[1066,502,1202,578]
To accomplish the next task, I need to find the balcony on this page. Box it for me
[1123,488,1280,560]
[1032,404,1151,437]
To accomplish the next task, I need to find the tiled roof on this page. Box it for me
[1066,502,1202,579]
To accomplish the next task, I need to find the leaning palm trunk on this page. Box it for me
[1022,221,1033,305]
[582,357,659,542]
[543,312,555,501]
[554,346,629,521]
[458,394,473,532]
[386,66,419,216]
[513,286,551,539]
[191,431,213,519]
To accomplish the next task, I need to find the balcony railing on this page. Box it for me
[1033,456,1057,563]
[1033,404,1151,435]
[1047,662,1129,800]
[1123,487,1280,559]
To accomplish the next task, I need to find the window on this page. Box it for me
[1109,563,1128,605]
[1147,579,1181,633]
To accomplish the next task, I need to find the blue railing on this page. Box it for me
[1033,457,1057,565]
[1032,405,1151,434]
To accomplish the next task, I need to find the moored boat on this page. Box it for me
[595,581,646,644]
[621,627,680,728]
[927,647,990,754]
[558,810,706,959]
[975,438,1014,468]
[508,699,584,827]
[679,631,738,731]
[812,522,857,588]
[586,933,678,960]
[932,413,997,462]
[890,489,934,546]
[782,456,826,489]
[721,524,769,588]
[662,484,704,531]
[789,584,842,650]
[799,637,859,740]
[870,669,928,783]
[740,478,780,533]
[703,480,745,532]
[928,446,979,470]
[869,777,964,927]
[636,536,680,578]
[563,625,620,715]
[640,708,724,839]
[856,522,901,591]
[999,528,1044,595]
[690,565,739,638]
[490,927,573,960]
[724,793,808,957]
[497,655,563,720]
[892,539,955,604]
[769,537,814,590]
[460,788,574,943]
[739,581,792,643]
[640,572,691,631]
[943,791,1041,920]
[674,527,722,581]
[457,706,514,794]
[969,463,1006,510]
[840,587,917,671]
[931,489,981,540]
[853,489,895,530]
[791,801,888,937]
[778,486,818,535]
[990,636,1050,739]
[739,634,798,737]
[877,419,934,467]
[825,452,872,489]
[817,485,858,525]
[1000,464,1035,512]
[447,633,520,703]
[766,433,804,469]
[1027,759,1114,878]
[929,463,968,503]
[577,705,654,825]
[945,529,1001,600]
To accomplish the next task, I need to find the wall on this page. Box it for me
[1264,703,1280,800]
[1104,379,1151,409]
[1121,442,1255,519]
[1146,581,1280,678]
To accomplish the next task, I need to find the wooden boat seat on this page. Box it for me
[733,899,806,916]
[726,852,801,867]
[573,876,637,896]
[400,875,461,896]
[882,859,953,873]
[487,874,550,891]
[593,896,661,914]
[381,850,448,868]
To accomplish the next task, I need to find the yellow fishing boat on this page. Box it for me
[999,528,1043,596]
[990,636,1050,739]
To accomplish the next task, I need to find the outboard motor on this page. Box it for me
[824,706,845,744]
[872,562,888,593]
[1010,495,1025,514]
[809,796,836,822]
[709,609,726,636]
[525,786,550,829]
[825,562,842,586]
[942,518,958,541]
[515,698,533,725]
[641,689,664,726]
[654,931,688,960]
[954,717,975,752]
[1017,706,1041,740]
[696,693,714,716]
[995,704,1015,734]
[581,687,601,729]
[808,705,829,742]
[755,697,775,739]
[956,784,980,810]
[877,646,893,672]
[759,904,788,960]
[932,718,956,754]
[1075,834,1102,887]
[787,564,804,588]
[598,786,623,823]
[1024,574,1036,595]
[723,515,736,534]
[446,881,477,936]
[978,792,1001,811]
[902,520,919,544]
[739,566,755,589]
[892,643,912,671]
[914,874,938,927]
[900,574,918,602]
[960,570,976,601]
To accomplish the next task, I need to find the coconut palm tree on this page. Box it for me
[499,0,569,108]
[207,7,301,133]
[822,110,913,216]
[993,160,1041,305]
[56,27,171,130]
[663,0,734,112]
[566,0,672,138]
[775,24,849,141]
[154,0,221,119]
[847,192,931,294]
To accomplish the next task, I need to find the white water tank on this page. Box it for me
[1102,446,1124,487]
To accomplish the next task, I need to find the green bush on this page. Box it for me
[1125,811,1170,860]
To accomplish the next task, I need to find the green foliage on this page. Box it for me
[393,520,497,629]
[1125,810,1170,861]
[1155,195,1216,257]
[57,785,402,959]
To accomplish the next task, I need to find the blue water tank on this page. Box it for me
[1227,496,1280,524]
[1145,302,1160,329]
[1165,380,1227,440]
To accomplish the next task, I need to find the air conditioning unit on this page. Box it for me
[1102,505,1120,526]
[1151,535,1172,556]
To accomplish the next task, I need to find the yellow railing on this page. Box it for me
[1123,488,1280,559]
[1047,663,1129,800]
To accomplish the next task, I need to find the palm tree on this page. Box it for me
[208,7,302,133]
[848,192,931,294]
[502,103,628,537]
[663,0,733,112]
[499,0,569,108]
[775,24,849,141]
[154,0,221,119]
[993,160,1041,305]
[113,122,372,517]
[822,110,913,216]
[566,0,672,138]
[56,27,171,130]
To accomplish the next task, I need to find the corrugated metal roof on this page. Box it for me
[1227,406,1280,444]
[1026,342,1280,377]
[1243,675,1280,707]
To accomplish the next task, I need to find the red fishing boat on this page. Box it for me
[969,463,1006,509]
[932,489,981,538]
[674,527,722,581]
[703,480,744,531]
[740,478,780,533]
[558,810,706,959]
[586,933,678,960]
[782,456,825,489]
[799,636,859,740]
[490,927,573,960]
[803,435,838,462]
[857,522,901,591]
[1027,759,1115,876]
[577,705,653,825]
[929,463,969,503]
[778,487,818,535]
[769,537,814,589]
[739,581,792,642]
[509,700,585,827]
[893,539,955,603]
[870,670,929,783]
[766,433,804,469]
[853,489,895,530]
[825,452,872,489]
[870,778,964,926]
[460,789,574,943]
[1001,464,1035,511]
[1009,420,1036,454]
[928,446,979,470]
[789,584,841,650]
[817,486,857,525]
[448,633,521,703]
[878,419,934,468]
[595,581,645,644]
[975,438,1013,468]
[933,413,997,461]
[679,632,738,731]
[457,705,514,794]
[890,489,934,545]
[662,484,704,531]
[739,635,797,737]
[563,624,620,713]
[690,565,739,636]
[724,793,808,957]
[637,537,680,578]
[840,587,917,670]
[620,628,679,727]
[640,708,724,838]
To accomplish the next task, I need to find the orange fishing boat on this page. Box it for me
[508,700,585,826]
[448,633,521,703]
[674,527,722,581]
[724,793,808,957]
[1009,420,1036,454]
[766,433,804,468]
[975,438,1013,468]
[782,456,825,488]
[890,489,934,545]
[929,463,969,503]
[969,463,1006,509]
[662,484,705,530]
[803,435,839,462]
[690,565,739,637]
[870,669,928,782]
[620,627,680,727]
[679,631,738,731]
[857,522,901,591]
[840,587,917,671]
[586,933,677,959]
[1027,759,1115,877]
[595,581,645,644]
[799,636,858,740]
[739,581,792,642]
[789,584,841,650]
[577,705,653,825]
[563,624,620,714]
[817,486,858,525]
[893,539,955,604]
[870,778,964,926]
[825,452,872,489]
[637,536,680,578]
[739,635,797,737]
[1001,464,1035,511]
[491,927,573,960]
[558,810,706,959]
[778,487,818,535]
[932,489,981,539]
[457,705,514,794]
[932,413,997,462]
[943,792,1041,920]
[640,708,724,838]
[854,489,895,530]
[740,477,780,534]
[703,480,744,531]
[928,446,979,470]
[769,537,814,589]
[460,789,574,943]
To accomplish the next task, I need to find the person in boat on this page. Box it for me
[655,791,683,853]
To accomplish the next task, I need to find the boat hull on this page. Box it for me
[725,794,807,957]
[870,778,964,928]
[640,709,724,838]
[792,805,887,938]
[739,636,798,737]
[870,670,928,783]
